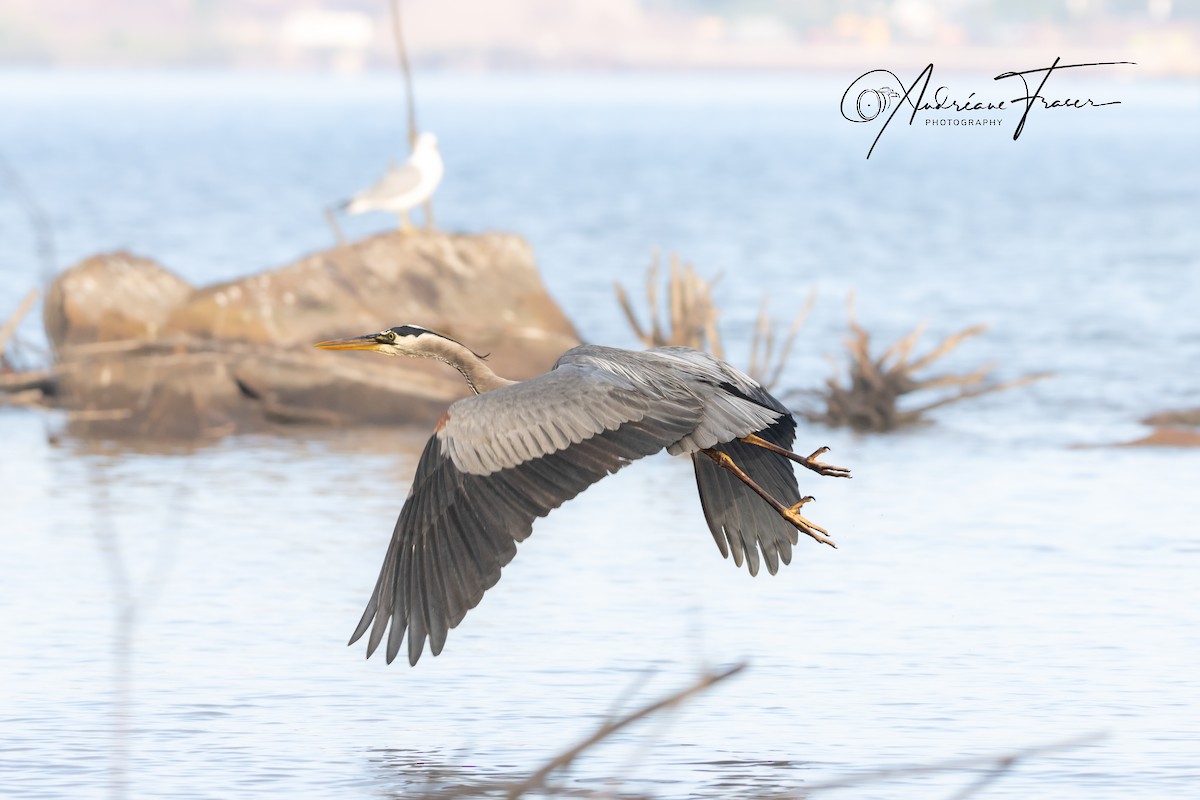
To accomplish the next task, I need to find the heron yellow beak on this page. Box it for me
[313,334,386,351]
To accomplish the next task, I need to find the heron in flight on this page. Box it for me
[315,325,851,666]
[342,132,443,230]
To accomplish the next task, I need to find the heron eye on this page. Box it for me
[380,330,397,342]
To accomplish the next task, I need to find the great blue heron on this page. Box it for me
[315,325,851,666]
[342,132,443,230]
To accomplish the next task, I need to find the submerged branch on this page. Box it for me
[803,295,1049,432]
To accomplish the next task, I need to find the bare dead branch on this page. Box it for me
[614,252,719,352]
[0,288,39,362]
[906,323,989,373]
[614,282,649,343]
[903,372,1052,420]
[878,321,926,368]
[764,290,815,390]
[614,252,811,392]
[324,206,347,247]
[0,369,53,392]
[805,296,1045,432]
[389,0,434,228]
[0,388,44,407]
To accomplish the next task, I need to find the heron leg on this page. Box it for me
[702,449,837,548]
[738,434,851,478]
[399,211,414,233]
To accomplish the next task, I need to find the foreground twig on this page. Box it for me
[89,466,187,800]
[378,667,1100,800]
[799,731,1105,797]
[505,663,746,799]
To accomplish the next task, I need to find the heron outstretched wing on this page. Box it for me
[350,360,704,665]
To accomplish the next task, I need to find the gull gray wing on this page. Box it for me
[350,361,704,665]
[349,162,423,207]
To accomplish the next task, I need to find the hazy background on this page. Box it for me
[1,0,1197,74]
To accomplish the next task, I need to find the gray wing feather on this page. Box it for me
[351,360,705,665]
[351,163,423,205]
[678,360,807,576]
[644,347,784,453]
[439,361,673,475]
[692,417,803,576]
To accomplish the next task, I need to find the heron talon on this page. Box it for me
[782,505,837,548]
[804,447,852,479]
[789,496,816,513]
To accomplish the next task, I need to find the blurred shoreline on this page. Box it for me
[2,0,1197,77]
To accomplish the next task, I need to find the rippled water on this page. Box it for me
[1,71,1198,798]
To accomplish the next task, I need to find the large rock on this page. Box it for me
[43,231,581,439]
[162,230,578,381]
[43,252,193,349]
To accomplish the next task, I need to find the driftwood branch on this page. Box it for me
[802,295,1049,432]
[0,369,54,394]
[614,253,813,389]
[752,290,814,390]
[614,252,720,353]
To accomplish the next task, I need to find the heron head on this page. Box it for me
[414,132,439,152]
[315,324,443,357]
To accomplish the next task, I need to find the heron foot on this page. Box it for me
[801,447,852,479]
[738,435,851,479]
[703,449,838,549]
[782,503,837,548]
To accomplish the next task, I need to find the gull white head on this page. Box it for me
[414,133,439,153]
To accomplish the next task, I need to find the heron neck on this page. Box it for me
[425,336,516,395]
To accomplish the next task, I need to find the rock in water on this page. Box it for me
[43,252,193,349]
[43,231,581,439]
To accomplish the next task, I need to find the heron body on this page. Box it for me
[315,325,850,665]
[344,133,444,228]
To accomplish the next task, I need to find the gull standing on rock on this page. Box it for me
[343,132,443,231]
